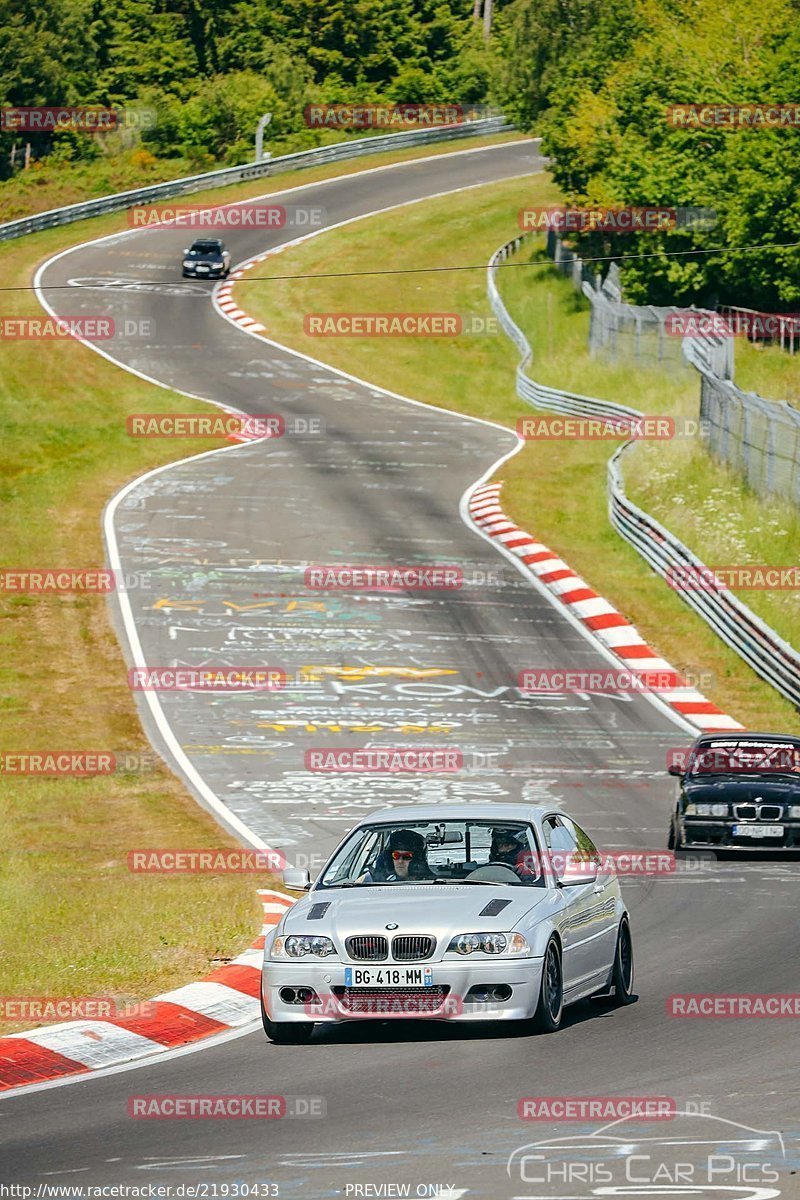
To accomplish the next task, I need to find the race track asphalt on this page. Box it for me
[3,140,797,1198]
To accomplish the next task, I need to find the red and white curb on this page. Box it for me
[0,889,293,1092]
[469,482,744,733]
[215,274,265,335]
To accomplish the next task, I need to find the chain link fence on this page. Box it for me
[488,231,800,707]
[547,230,800,506]
[682,344,800,506]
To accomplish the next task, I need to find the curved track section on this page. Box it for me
[4,141,798,1197]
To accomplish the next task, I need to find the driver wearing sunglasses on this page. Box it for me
[362,828,433,882]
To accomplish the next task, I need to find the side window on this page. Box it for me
[542,816,579,854]
[565,818,601,864]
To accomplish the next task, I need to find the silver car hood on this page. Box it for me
[281,885,552,941]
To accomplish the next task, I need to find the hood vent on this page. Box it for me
[307,902,331,920]
[479,898,512,917]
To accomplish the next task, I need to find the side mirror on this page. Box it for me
[668,764,684,777]
[554,852,598,887]
[283,867,311,891]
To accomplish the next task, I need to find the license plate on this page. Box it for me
[732,824,784,838]
[344,967,433,987]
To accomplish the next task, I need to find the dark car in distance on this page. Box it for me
[667,732,800,852]
[181,238,231,279]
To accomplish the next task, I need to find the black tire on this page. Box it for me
[609,918,636,1006]
[260,993,314,1044]
[668,814,684,852]
[530,938,564,1033]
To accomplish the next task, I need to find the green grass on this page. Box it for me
[0,134,525,1034]
[237,174,800,736]
[623,431,800,652]
[734,337,800,404]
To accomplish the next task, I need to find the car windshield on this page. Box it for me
[318,820,546,889]
[189,241,223,255]
[690,740,800,777]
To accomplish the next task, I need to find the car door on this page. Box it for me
[568,816,619,974]
[541,815,615,996]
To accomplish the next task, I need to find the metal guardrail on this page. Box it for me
[0,116,513,243]
[488,233,641,424]
[488,232,800,709]
[608,447,800,709]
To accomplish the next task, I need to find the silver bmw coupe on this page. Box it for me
[260,803,634,1043]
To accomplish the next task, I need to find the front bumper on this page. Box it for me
[262,957,544,1024]
[679,817,800,850]
[182,265,226,278]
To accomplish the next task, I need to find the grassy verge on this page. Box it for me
[0,134,523,1035]
[235,175,800,735]
[734,337,800,404]
[0,226,267,1038]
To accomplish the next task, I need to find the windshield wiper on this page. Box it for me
[431,877,511,886]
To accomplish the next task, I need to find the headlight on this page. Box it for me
[211,260,224,267]
[789,806,800,819]
[271,934,336,958]
[447,932,530,956]
[685,802,727,817]
[182,259,194,268]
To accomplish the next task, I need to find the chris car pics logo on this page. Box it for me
[507,1110,786,1197]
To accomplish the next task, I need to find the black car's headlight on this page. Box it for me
[271,934,336,959]
[788,805,800,819]
[684,802,728,817]
[447,932,530,956]
[182,259,194,268]
[211,260,225,268]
